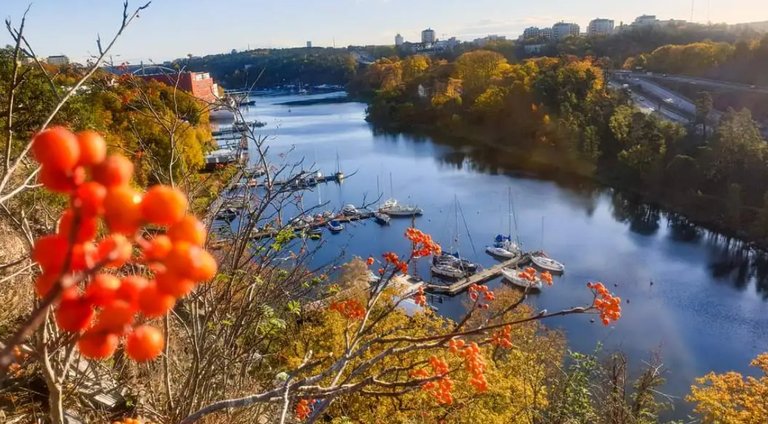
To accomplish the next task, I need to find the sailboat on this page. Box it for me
[530,217,565,273]
[378,174,423,217]
[501,268,543,291]
[431,197,479,279]
[486,188,523,259]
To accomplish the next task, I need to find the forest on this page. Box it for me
[351,51,768,247]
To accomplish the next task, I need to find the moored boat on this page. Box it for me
[431,263,466,279]
[501,268,543,291]
[531,253,565,273]
[380,204,424,217]
[327,220,344,233]
[374,212,391,225]
[433,253,479,273]
[342,204,359,216]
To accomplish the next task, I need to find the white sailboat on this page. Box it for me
[379,174,423,217]
[530,254,565,273]
[431,197,479,279]
[501,268,543,291]
[486,188,522,259]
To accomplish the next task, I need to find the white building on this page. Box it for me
[46,55,70,66]
[421,28,436,45]
[306,41,312,48]
[633,15,659,27]
[588,18,615,36]
[552,22,580,40]
[395,33,404,46]
[524,44,546,54]
[435,37,460,50]
[473,34,506,47]
[541,27,553,40]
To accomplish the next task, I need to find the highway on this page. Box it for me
[607,80,692,125]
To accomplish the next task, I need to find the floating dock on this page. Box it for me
[424,254,531,295]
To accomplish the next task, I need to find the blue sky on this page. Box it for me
[3,0,767,63]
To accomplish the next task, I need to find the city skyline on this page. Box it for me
[3,0,768,63]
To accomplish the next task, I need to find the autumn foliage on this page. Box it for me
[27,126,217,363]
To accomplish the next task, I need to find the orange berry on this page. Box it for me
[31,126,80,171]
[96,234,133,268]
[85,274,121,307]
[143,235,172,262]
[73,182,107,217]
[167,216,206,246]
[140,185,188,226]
[116,276,149,307]
[78,331,118,359]
[92,154,134,187]
[56,297,94,332]
[138,282,177,317]
[32,235,68,273]
[165,242,217,282]
[34,273,59,298]
[155,271,195,298]
[125,325,164,362]
[58,209,99,242]
[69,242,97,272]
[75,130,107,166]
[39,164,85,193]
[93,300,135,333]
[104,186,142,235]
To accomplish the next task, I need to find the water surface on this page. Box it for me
[226,92,768,417]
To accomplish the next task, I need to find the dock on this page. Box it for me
[209,211,375,249]
[425,254,531,295]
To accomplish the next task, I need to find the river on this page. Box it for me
[224,91,768,418]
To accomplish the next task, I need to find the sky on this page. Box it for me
[2,0,768,63]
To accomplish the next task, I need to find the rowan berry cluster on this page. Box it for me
[490,325,513,349]
[295,398,317,420]
[415,355,454,405]
[587,282,622,325]
[29,127,217,362]
[382,252,408,274]
[413,286,427,307]
[111,418,154,424]
[458,342,488,392]
[329,299,366,320]
[405,227,442,258]
[468,283,494,308]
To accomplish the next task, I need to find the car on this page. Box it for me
[664,98,675,104]
[751,84,757,89]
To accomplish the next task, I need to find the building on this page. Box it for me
[306,41,312,48]
[522,27,542,39]
[588,18,615,36]
[541,27,553,40]
[135,68,220,103]
[552,22,580,40]
[434,37,460,50]
[473,34,506,47]
[395,33,404,46]
[633,15,659,27]
[46,55,70,66]
[421,28,436,45]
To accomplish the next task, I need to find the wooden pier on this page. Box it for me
[209,212,374,249]
[425,254,531,295]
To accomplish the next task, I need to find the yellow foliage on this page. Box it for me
[284,286,563,423]
[688,353,768,424]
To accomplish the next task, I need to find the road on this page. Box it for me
[611,71,768,95]
[607,80,692,125]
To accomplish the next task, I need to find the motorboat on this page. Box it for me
[531,253,565,274]
[308,229,323,240]
[327,220,344,233]
[374,212,391,225]
[501,268,543,291]
[342,204,359,216]
[379,204,424,217]
[433,253,479,273]
[431,263,466,279]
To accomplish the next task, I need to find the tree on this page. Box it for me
[454,50,509,101]
[688,353,768,424]
[694,91,713,140]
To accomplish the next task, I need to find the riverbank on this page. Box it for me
[372,117,768,251]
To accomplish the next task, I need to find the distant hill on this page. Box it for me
[730,21,768,33]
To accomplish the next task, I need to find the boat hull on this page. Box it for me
[501,268,543,291]
[531,255,565,273]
